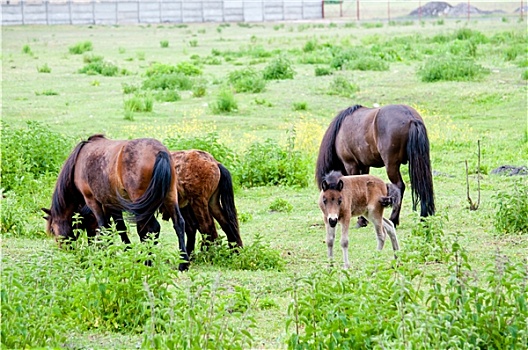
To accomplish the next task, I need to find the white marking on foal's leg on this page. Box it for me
[340,219,350,269]
[326,222,336,264]
[383,218,400,251]
[372,217,386,251]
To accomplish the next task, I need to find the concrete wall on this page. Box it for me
[1,0,323,25]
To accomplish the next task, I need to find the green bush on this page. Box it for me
[327,75,359,98]
[154,89,181,102]
[314,66,333,76]
[78,59,120,77]
[228,68,266,93]
[292,101,308,111]
[124,93,153,113]
[192,234,285,271]
[269,198,293,213]
[37,63,51,73]
[22,44,33,55]
[522,69,528,80]
[262,57,295,80]
[0,121,72,192]
[493,181,528,234]
[236,137,311,188]
[418,56,490,82]
[287,249,528,349]
[69,41,93,55]
[160,40,169,48]
[210,89,238,114]
[145,62,202,77]
[142,73,193,91]
[346,57,389,71]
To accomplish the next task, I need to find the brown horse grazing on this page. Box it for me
[165,150,243,256]
[318,171,400,269]
[316,104,435,227]
[42,134,189,271]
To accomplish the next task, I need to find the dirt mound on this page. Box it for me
[409,1,506,17]
[490,165,528,176]
[409,1,452,16]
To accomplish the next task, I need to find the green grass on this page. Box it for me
[1,19,527,349]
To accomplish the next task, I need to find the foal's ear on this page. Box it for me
[336,180,344,191]
[321,180,329,191]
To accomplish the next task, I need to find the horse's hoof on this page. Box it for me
[178,262,190,272]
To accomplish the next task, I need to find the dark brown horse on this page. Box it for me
[42,134,189,270]
[316,104,435,226]
[164,150,243,256]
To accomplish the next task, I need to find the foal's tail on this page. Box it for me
[380,183,402,208]
[218,163,243,248]
[407,120,435,217]
[120,151,172,223]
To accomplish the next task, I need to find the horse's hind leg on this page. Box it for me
[385,163,405,227]
[110,210,131,244]
[191,200,218,248]
[180,206,199,257]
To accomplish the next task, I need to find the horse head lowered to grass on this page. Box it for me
[42,134,189,271]
[316,104,435,227]
[318,171,400,269]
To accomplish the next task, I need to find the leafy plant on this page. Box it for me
[228,68,266,93]
[292,102,308,111]
[37,63,51,73]
[269,198,293,213]
[124,92,154,113]
[79,59,120,77]
[418,56,490,82]
[160,40,169,48]
[327,75,359,98]
[69,41,93,54]
[22,44,33,55]
[262,56,295,80]
[314,66,332,76]
[493,181,528,234]
[210,88,238,114]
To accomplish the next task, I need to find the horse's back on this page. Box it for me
[172,150,220,206]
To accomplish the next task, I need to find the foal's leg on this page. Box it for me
[324,219,336,265]
[382,217,400,251]
[369,212,386,251]
[345,163,370,228]
[340,218,351,269]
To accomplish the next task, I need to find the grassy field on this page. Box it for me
[1,16,527,349]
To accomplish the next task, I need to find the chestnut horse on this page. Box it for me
[318,171,400,268]
[316,104,435,227]
[165,150,243,256]
[42,134,189,271]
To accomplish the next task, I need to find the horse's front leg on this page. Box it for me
[340,218,350,269]
[325,219,336,266]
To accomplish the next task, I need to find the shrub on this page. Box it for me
[269,198,293,213]
[210,89,238,114]
[145,62,202,77]
[22,44,32,55]
[418,56,490,82]
[192,81,207,97]
[228,68,266,93]
[78,60,120,77]
[346,57,389,71]
[327,75,359,98]
[493,181,528,234]
[154,89,181,102]
[262,57,295,80]
[314,66,333,76]
[303,39,318,52]
[37,63,51,73]
[0,121,72,192]
[122,82,139,94]
[142,73,193,91]
[69,41,93,54]
[160,40,169,48]
[35,89,59,96]
[192,234,285,271]
[522,69,528,80]
[292,101,308,111]
[236,138,311,187]
[124,92,154,113]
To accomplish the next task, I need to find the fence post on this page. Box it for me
[356,0,360,20]
[45,0,49,25]
[92,0,95,24]
[69,0,72,25]
[20,0,24,25]
[387,0,390,22]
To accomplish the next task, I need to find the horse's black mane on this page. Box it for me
[315,104,363,188]
[323,171,344,190]
[87,134,106,141]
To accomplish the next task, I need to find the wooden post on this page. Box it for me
[322,0,325,19]
[356,0,360,21]
[387,0,390,22]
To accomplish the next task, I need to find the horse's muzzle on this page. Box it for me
[328,218,338,228]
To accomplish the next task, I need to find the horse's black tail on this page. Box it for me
[218,163,243,248]
[407,120,435,217]
[315,105,362,189]
[120,151,172,223]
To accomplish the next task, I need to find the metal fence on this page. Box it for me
[1,0,323,25]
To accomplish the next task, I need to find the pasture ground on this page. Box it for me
[1,15,527,348]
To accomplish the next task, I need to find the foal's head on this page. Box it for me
[319,171,345,228]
